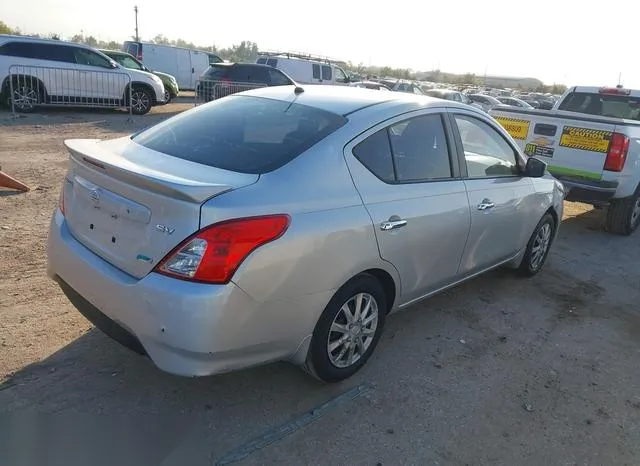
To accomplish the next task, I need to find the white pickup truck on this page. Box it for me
[491,86,640,235]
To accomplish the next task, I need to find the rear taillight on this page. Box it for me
[154,215,290,284]
[604,132,630,172]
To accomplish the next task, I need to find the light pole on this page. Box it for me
[134,5,139,42]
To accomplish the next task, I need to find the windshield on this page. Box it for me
[558,92,640,120]
[110,53,144,71]
[132,95,347,174]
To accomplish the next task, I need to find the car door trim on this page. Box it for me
[398,249,522,309]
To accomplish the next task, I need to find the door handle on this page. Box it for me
[477,199,495,211]
[380,219,407,231]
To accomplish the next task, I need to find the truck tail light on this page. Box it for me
[604,132,630,172]
[154,215,290,284]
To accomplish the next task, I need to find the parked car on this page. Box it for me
[496,96,534,109]
[195,63,294,102]
[48,85,563,383]
[380,79,425,95]
[100,49,179,103]
[0,35,165,114]
[349,81,391,91]
[256,51,350,86]
[491,85,640,235]
[425,88,483,110]
[468,93,503,112]
[123,41,222,90]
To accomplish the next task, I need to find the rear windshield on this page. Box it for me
[558,92,640,120]
[202,65,229,79]
[132,95,347,174]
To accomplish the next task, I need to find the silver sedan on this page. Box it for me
[47,85,564,383]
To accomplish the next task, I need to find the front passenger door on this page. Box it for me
[451,112,536,275]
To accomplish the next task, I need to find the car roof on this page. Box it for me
[0,34,95,51]
[212,62,273,69]
[239,85,475,116]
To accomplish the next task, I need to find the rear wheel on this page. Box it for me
[304,274,386,383]
[518,213,555,277]
[11,80,42,113]
[605,192,640,236]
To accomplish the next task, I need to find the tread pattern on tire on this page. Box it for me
[605,195,638,236]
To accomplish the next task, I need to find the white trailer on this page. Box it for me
[123,41,222,90]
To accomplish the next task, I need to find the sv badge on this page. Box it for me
[155,224,175,235]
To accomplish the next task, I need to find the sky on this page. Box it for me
[4,0,640,87]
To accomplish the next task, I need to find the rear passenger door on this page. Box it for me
[344,110,471,305]
[449,111,537,275]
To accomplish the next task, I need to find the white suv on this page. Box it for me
[0,35,165,115]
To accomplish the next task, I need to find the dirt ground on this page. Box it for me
[1,104,640,466]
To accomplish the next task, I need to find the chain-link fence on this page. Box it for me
[194,80,267,106]
[8,65,133,116]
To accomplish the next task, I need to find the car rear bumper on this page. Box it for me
[47,209,303,377]
[555,176,618,205]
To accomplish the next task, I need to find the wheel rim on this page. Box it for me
[530,223,552,270]
[327,292,378,369]
[163,89,170,102]
[631,198,640,226]
[13,86,38,110]
[131,91,150,112]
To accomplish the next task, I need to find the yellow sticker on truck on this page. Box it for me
[494,116,530,140]
[559,126,612,153]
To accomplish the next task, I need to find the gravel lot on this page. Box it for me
[1,104,640,466]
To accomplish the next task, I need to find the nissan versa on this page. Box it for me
[47,86,564,383]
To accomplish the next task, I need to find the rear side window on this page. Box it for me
[0,42,75,63]
[132,96,347,174]
[266,58,278,67]
[268,69,292,86]
[322,66,332,81]
[202,65,229,80]
[558,92,640,120]
[312,64,321,79]
[353,114,452,183]
[0,42,40,58]
[256,57,267,64]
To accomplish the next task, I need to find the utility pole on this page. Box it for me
[134,5,139,42]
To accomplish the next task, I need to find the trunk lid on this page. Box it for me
[63,137,258,278]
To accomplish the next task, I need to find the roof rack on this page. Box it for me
[257,50,341,65]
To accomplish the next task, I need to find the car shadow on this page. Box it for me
[1,203,636,465]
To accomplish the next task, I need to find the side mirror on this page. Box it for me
[524,156,546,178]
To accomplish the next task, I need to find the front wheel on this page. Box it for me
[304,274,387,383]
[605,192,640,236]
[129,87,152,115]
[518,213,555,277]
[163,89,172,104]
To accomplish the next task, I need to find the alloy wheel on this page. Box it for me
[326,292,379,368]
[530,223,551,270]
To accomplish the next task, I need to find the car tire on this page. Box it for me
[163,89,172,104]
[10,79,43,113]
[304,274,387,383]
[604,191,640,236]
[129,86,152,115]
[518,213,555,277]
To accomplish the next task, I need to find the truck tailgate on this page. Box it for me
[492,107,617,181]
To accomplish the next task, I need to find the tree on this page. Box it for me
[0,21,13,35]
